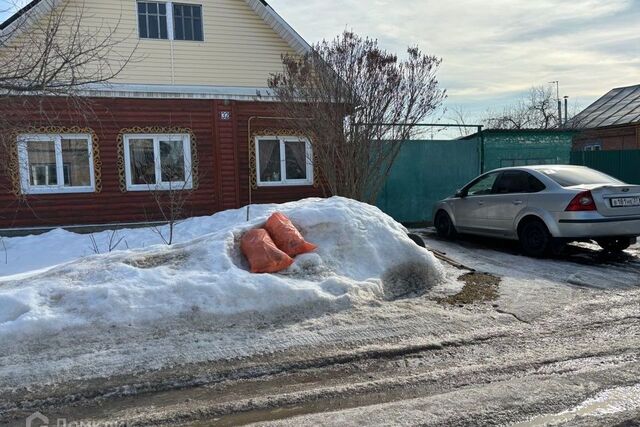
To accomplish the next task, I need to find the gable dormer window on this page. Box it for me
[137,2,204,42]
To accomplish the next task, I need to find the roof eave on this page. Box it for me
[0,0,60,41]
[244,0,312,55]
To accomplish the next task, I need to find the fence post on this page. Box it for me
[478,125,485,173]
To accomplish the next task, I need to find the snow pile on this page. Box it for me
[0,197,443,338]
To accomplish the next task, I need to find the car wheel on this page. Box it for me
[407,233,426,248]
[434,210,457,239]
[519,219,551,257]
[596,237,633,252]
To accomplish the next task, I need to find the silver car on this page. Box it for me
[434,165,640,257]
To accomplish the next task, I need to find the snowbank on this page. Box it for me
[0,198,443,338]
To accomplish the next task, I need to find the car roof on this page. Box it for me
[486,165,590,173]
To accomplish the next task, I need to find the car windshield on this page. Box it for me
[537,168,623,187]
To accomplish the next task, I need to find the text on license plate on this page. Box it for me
[610,197,640,208]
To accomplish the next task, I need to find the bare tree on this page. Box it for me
[143,164,195,246]
[0,0,136,201]
[447,105,476,138]
[0,0,134,95]
[483,86,560,130]
[88,230,128,254]
[268,31,445,204]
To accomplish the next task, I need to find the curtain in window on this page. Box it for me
[259,139,281,182]
[61,139,91,187]
[129,139,155,185]
[160,140,186,182]
[285,140,307,180]
[26,140,57,185]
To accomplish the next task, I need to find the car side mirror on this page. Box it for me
[455,189,466,198]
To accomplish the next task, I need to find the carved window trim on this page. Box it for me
[7,126,102,197]
[117,126,199,193]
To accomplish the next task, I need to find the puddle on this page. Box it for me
[514,384,640,426]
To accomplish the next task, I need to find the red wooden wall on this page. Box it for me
[0,97,324,229]
[573,124,640,151]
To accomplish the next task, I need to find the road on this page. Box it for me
[2,232,639,426]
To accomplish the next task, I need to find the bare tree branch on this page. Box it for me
[0,0,137,225]
[483,86,561,130]
[268,31,445,204]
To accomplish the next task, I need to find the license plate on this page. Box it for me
[610,197,640,208]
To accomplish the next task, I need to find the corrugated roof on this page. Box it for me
[571,84,640,129]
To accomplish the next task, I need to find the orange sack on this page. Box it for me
[241,228,294,274]
[265,212,317,257]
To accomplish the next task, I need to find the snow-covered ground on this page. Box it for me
[1,211,639,425]
[0,197,443,341]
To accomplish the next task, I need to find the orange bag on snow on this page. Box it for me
[265,212,317,257]
[241,228,294,273]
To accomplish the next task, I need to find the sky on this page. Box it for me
[268,0,640,123]
[1,0,639,124]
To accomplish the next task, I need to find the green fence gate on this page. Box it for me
[571,150,640,184]
[377,139,480,224]
[482,130,575,171]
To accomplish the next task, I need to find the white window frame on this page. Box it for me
[123,133,193,192]
[584,144,602,152]
[255,136,314,187]
[17,134,96,195]
[136,1,205,42]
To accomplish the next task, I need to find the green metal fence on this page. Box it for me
[376,130,576,224]
[482,130,575,171]
[571,150,640,184]
[377,139,480,223]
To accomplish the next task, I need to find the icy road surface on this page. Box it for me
[1,231,640,426]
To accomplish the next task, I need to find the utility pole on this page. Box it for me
[549,81,562,127]
[563,96,569,126]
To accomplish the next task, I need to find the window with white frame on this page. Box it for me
[137,1,203,41]
[584,144,602,151]
[17,134,95,194]
[255,136,313,186]
[123,134,193,191]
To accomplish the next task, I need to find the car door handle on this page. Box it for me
[477,201,485,205]
[513,200,523,205]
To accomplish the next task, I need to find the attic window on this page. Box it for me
[173,4,204,41]
[137,2,204,42]
[138,1,169,40]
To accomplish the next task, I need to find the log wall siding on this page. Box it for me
[573,124,640,151]
[0,97,323,229]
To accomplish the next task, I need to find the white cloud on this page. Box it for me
[269,0,640,120]
[1,0,637,122]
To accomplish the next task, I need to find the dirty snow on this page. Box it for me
[0,197,443,339]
